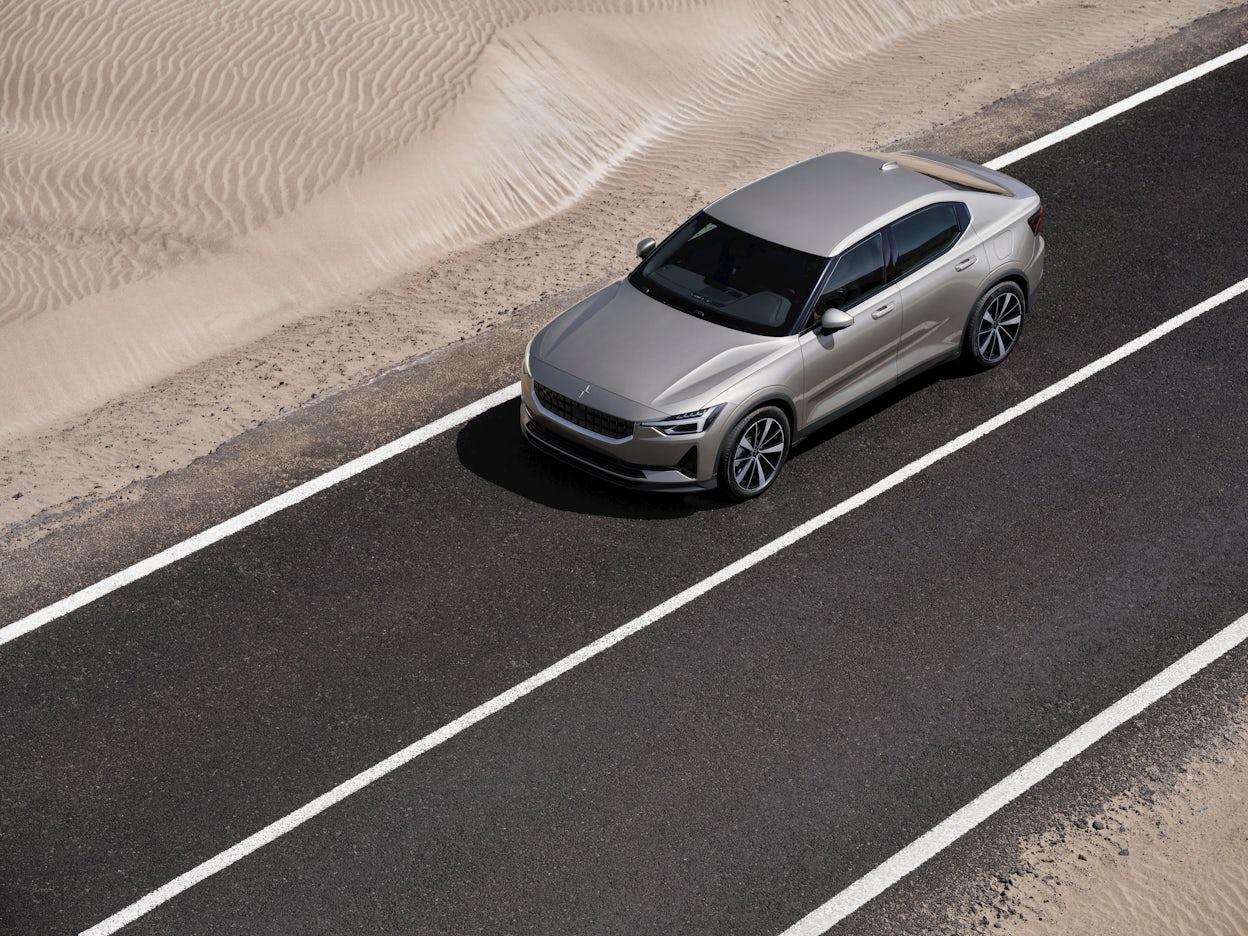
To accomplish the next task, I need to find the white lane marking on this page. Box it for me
[83,276,1248,935]
[0,384,520,648]
[779,608,1248,936]
[7,39,1248,649]
[987,41,1248,170]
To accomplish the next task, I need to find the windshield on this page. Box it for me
[628,212,829,336]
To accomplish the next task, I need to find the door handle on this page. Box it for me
[870,302,895,320]
[954,256,978,272]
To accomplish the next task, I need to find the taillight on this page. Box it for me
[1028,205,1045,236]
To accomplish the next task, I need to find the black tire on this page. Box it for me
[963,281,1026,371]
[717,405,791,501]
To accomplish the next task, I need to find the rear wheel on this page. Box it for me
[718,406,790,501]
[964,281,1025,370]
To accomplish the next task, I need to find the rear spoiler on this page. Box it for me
[856,150,1017,197]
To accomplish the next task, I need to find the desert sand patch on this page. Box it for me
[961,713,1248,935]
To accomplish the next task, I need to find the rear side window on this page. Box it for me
[891,204,963,279]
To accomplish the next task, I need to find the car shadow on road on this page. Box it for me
[456,402,730,518]
[459,359,967,516]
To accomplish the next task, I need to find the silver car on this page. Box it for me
[521,150,1044,499]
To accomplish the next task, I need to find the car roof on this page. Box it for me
[704,151,958,258]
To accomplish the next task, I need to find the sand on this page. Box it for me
[961,715,1248,935]
[3,1,1247,929]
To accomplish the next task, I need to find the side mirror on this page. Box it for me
[819,308,854,334]
[636,237,657,260]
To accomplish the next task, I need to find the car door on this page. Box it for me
[890,202,989,377]
[799,231,901,428]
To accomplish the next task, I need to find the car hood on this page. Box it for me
[529,280,790,417]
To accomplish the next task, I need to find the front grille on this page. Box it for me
[525,420,646,478]
[534,382,632,439]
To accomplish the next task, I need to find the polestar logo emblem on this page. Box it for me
[578,384,591,399]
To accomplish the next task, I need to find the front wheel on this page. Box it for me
[963,281,1025,370]
[717,406,790,501]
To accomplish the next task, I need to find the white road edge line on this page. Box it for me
[82,275,1248,935]
[0,384,521,647]
[6,38,1248,649]
[779,608,1248,936]
[985,41,1248,170]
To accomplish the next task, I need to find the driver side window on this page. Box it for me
[818,233,885,315]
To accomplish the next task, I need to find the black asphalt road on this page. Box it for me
[4,25,1248,936]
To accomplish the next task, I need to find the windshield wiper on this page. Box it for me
[676,296,707,317]
[654,291,703,317]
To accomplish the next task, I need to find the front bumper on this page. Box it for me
[519,377,722,492]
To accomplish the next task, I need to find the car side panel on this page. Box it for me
[894,233,990,376]
[798,284,902,429]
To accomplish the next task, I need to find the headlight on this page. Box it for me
[641,404,725,436]
[522,341,533,376]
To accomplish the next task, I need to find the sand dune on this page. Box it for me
[1,0,1042,438]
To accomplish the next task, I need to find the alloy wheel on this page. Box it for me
[732,416,786,494]
[976,289,1024,364]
